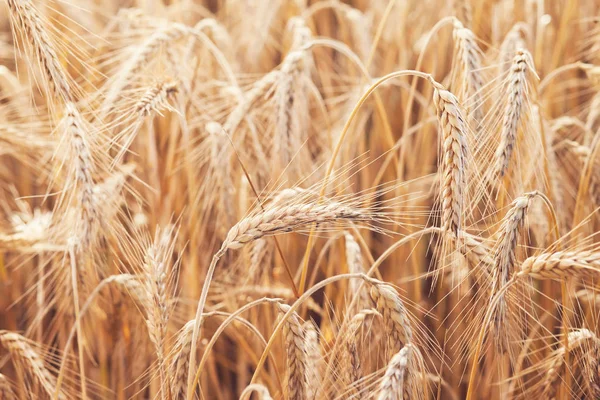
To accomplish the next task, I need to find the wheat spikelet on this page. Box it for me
[278,304,308,400]
[105,273,148,304]
[286,17,312,51]
[206,121,235,232]
[6,0,72,101]
[368,281,412,353]
[518,251,600,281]
[459,232,493,274]
[0,331,67,400]
[496,49,533,177]
[135,79,178,118]
[432,81,469,237]
[0,208,54,251]
[562,139,600,204]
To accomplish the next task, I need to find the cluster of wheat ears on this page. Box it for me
[1,0,600,399]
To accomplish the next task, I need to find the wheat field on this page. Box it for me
[0,0,599,399]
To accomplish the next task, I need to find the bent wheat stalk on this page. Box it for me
[187,199,370,399]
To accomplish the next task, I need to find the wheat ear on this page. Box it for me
[0,373,16,400]
[541,329,598,398]
[170,321,195,400]
[377,343,422,400]
[368,281,413,354]
[274,50,309,171]
[518,251,600,281]
[303,320,322,399]
[63,102,97,248]
[345,232,370,308]
[0,331,66,400]
[278,304,308,400]
[6,0,72,101]
[432,81,468,237]
[452,21,484,122]
[344,309,380,397]
[496,49,533,177]
[143,242,170,396]
[491,192,536,350]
